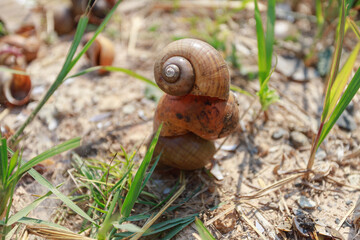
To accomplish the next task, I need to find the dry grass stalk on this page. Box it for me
[240,173,303,200]
[205,204,236,226]
[236,205,267,240]
[26,224,95,240]
[336,201,357,231]
[255,210,276,239]
[343,147,360,160]
[0,108,9,121]
[326,176,360,190]
[353,196,360,230]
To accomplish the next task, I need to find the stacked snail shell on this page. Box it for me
[153,38,240,170]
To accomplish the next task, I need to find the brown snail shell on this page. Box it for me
[82,32,115,75]
[154,38,230,100]
[71,0,116,25]
[54,6,75,36]
[153,132,216,170]
[151,39,239,170]
[154,92,240,140]
[0,35,40,63]
[0,67,31,107]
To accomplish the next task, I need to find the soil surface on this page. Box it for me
[1,0,360,239]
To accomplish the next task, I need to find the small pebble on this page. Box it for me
[317,206,322,211]
[335,218,340,224]
[290,131,309,149]
[315,150,326,160]
[122,104,136,115]
[297,196,316,209]
[272,128,287,140]
[346,200,353,206]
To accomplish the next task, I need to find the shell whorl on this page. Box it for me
[154,38,230,100]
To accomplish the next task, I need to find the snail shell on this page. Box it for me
[154,38,230,100]
[0,35,40,63]
[82,33,115,75]
[154,92,240,140]
[153,133,216,170]
[152,38,239,170]
[54,6,75,35]
[0,67,31,107]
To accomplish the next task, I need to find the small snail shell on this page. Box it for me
[154,38,230,100]
[0,67,31,107]
[71,0,116,25]
[82,32,115,75]
[54,6,75,35]
[153,133,216,170]
[0,35,40,63]
[151,39,239,170]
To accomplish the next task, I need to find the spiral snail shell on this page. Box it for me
[154,38,230,100]
[152,39,239,170]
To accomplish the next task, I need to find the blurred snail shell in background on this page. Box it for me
[0,67,31,107]
[152,38,240,170]
[71,0,116,25]
[0,35,40,63]
[53,5,76,36]
[82,32,115,75]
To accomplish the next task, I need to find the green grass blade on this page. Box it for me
[322,0,346,122]
[107,164,133,194]
[265,0,275,72]
[10,1,123,143]
[317,66,360,148]
[6,190,53,225]
[9,138,80,183]
[159,217,195,240]
[7,150,19,178]
[230,85,254,97]
[98,188,121,240]
[327,42,360,115]
[65,66,157,87]
[140,154,161,192]
[0,67,29,76]
[315,0,324,29]
[254,0,267,83]
[9,17,88,143]
[195,217,216,240]
[347,17,360,40]
[27,168,95,224]
[121,125,162,218]
[0,138,7,185]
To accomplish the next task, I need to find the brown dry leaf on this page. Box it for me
[213,211,238,234]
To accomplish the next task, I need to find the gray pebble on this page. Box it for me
[272,128,287,140]
[290,131,309,148]
[297,196,316,209]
